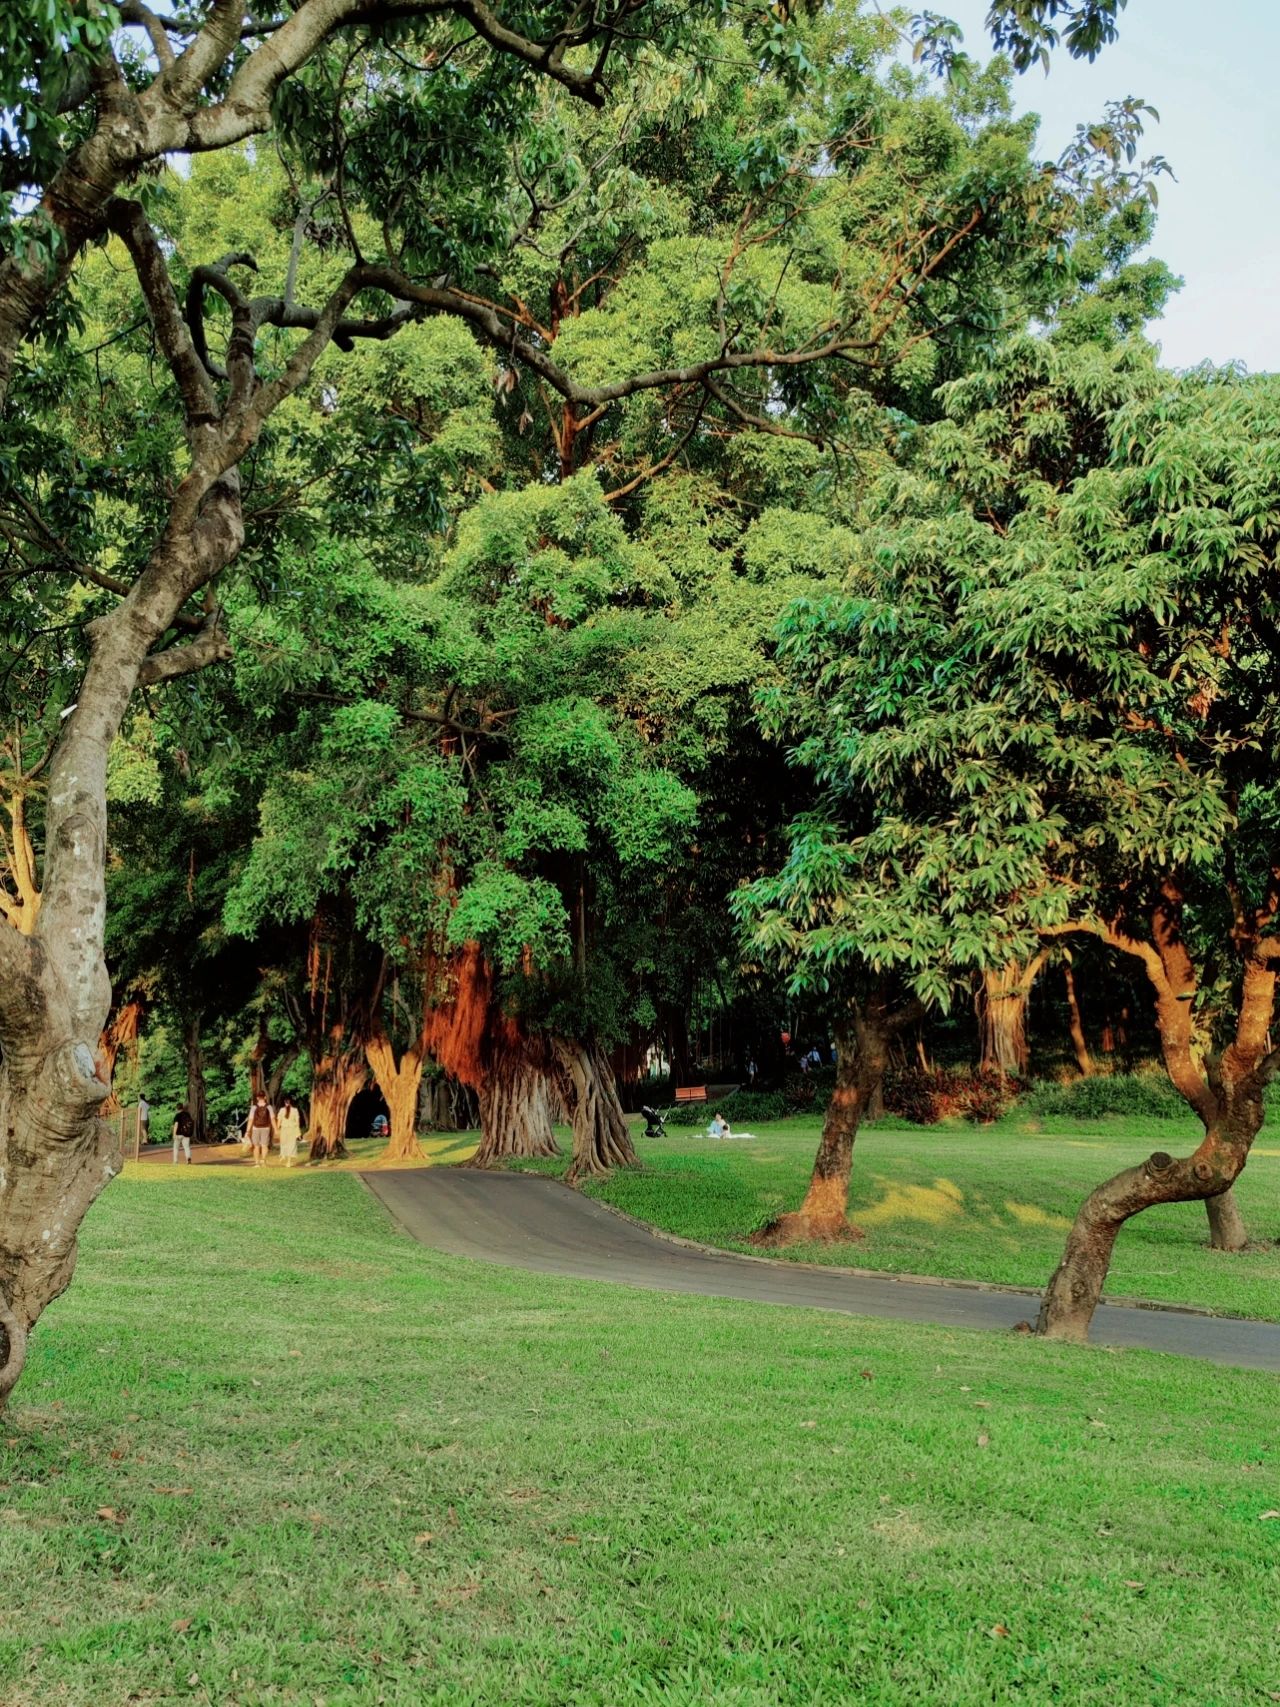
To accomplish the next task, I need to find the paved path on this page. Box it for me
[361,1168,1280,1372]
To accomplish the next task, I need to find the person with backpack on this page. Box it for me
[243,1093,276,1168]
[172,1105,195,1164]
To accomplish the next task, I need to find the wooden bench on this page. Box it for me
[674,1085,707,1105]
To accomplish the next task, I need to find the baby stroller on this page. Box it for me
[639,1104,667,1138]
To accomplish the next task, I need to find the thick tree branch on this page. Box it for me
[137,613,233,687]
[107,199,216,424]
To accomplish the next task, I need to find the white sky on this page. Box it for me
[930,0,1280,372]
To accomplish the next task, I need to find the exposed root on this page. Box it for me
[750,1212,867,1248]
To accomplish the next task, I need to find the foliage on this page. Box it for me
[1023,1071,1191,1123]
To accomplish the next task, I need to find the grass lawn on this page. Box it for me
[515,1116,1280,1321]
[1,1168,1278,1705]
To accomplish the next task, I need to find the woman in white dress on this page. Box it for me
[277,1096,303,1166]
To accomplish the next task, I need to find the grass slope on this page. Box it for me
[516,1118,1280,1320]
[1,1169,1278,1705]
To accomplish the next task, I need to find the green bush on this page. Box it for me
[1023,1072,1187,1122]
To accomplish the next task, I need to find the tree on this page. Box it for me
[0,0,1154,1405]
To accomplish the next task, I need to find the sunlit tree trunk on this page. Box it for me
[184,1011,208,1145]
[1039,900,1270,1342]
[472,1033,561,1165]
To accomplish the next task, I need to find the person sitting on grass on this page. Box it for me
[708,1111,731,1139]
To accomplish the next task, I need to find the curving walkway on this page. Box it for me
[361,1168,1280,1372]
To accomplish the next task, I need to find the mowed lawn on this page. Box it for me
[518,1117,1280,1320]
[2,1170,1279,1705]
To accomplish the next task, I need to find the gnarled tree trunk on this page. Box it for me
[418,1071,479,1132]
[976,955,1044,1076]
[1038,900,1272,1342]
[554,1037,634,1182]
[472,1033,561,1165]
[753,998,899,1247]
[307,1044,367,1161]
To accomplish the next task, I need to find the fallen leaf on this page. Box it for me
[559,1534,580,1545]
[974,1401,991,1410]
[1123,1581,1145,1591]
[109,1449,126,1461]
[799,1420,817,1429]
[1260,1510,1280,1521]
[977,1432,990,1449]
[171,1618,191,1633]
[154,1486,193,1496]
[988,1624,1009,1639]
[96,1507,124,1524]
[187,1673,199,1687]
[859,1370,874,1380]
[414,1532,434,1546]
[1012,1320,1033,1334]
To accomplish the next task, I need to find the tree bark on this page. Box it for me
[417,1072,479,1132]
[752,1003,892,1246]
[1204,1186,1248,1252]
[184,1010,208,1145]
[472,1036,561,1165]
[307,1042,367,1161]
[555,1037,635,1182]
[366,1026,427,1163]
[1038,904,1274,1341]
[976,957,1044,1076]
[1062,959,1093,1076]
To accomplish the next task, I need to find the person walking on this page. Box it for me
[171,1105,194,1165]
[277,1096,302,1167]
[244,1092,276,1168]
[138,1093,151,1145]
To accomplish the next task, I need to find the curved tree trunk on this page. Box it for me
[472,1037,561,1165]
[555,1038,635,1182]
[753,1002,893,1247]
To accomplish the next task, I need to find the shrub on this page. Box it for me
[1023,1072,1187,1122]
[882,1067,1022,1126]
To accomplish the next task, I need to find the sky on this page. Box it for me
[929,0,1280,372]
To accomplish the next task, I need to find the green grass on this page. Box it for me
[516,1116,1280,1320]
[2,1169,1279,1705]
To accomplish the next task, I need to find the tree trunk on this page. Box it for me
[976,958,1042,1076]
[365,1027,426,1163]
[417,1072,479,1132]
[1039,1105,1262,1342]
[554,1038,635,1182]
[184,1011,208,1144]
[472,1037,561,1165]
[753,1005,890,1247]
[1062,960,1092,1076]
[307,1044,367,1161]
[1204,1186,1248,1252]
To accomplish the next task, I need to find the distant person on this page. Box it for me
[277,1096,302,1167]
[746,1058,758,1085]
[171,1105,194,1165]
[708,1112,730,1139]
[244,1093,276,1168]
[138,1093,151,1143]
